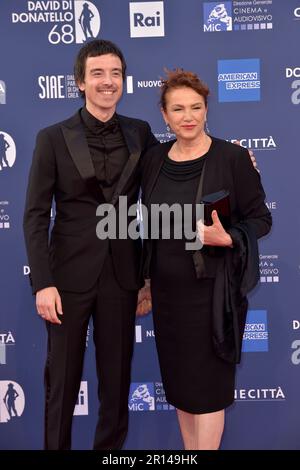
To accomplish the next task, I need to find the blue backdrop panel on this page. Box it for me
[0,0,299,449]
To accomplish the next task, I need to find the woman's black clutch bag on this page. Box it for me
[201,189,231,229]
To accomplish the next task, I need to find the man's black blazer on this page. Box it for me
[140,136,272,279]
[23,110,157,294]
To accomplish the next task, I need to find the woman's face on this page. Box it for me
[162,86,207,141]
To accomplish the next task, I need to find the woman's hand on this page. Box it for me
[197,210,233,247]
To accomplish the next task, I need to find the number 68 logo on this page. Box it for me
[48,1,100,45]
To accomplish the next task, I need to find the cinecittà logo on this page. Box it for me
[11,1,101,45]
[234,386,285,401]
[229,136,276,151]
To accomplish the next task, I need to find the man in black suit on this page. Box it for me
[23,39,157,450]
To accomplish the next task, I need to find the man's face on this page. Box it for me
[78,53,123,117]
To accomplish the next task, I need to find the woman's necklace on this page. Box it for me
[172,135,211,161]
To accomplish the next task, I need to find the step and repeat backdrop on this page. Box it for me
[0,0,300,450]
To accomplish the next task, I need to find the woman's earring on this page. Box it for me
[166,123,170,133]
[204,120,210,134]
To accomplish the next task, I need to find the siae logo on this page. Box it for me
[11,1,101,45]
[38,74,79,99]
[129,1,165,38]
[38,75,66,99]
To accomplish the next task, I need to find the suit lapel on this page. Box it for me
[110,115,141,206]
[61,111,105,204]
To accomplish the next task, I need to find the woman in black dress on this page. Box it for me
[140,70,272,450]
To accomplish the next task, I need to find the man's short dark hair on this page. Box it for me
[74,39,127,98]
